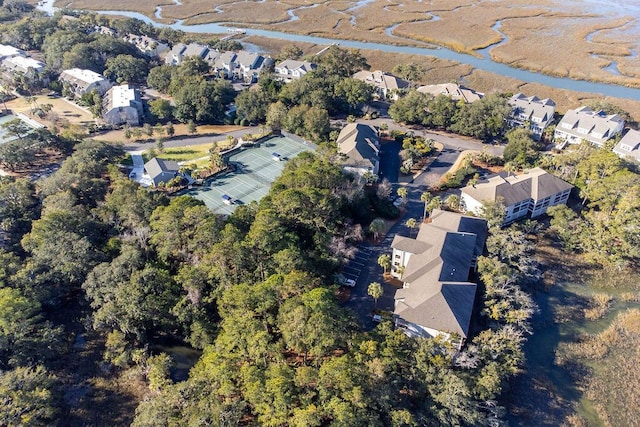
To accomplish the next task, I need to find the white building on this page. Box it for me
[59,68,113,97]
[460,167,573,224]
[1,56,46,80]
[102,84,143,126]
[352,70,409,100]
[507,93,556,140]
[391,210,487,348]
[613,129,640,162]
[274,59,317,82]
[0,44,25,61]
[417,83,484,103]
[554,106,624,148]
[336,123,379,176]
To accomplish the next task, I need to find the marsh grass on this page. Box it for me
[67,0,159,16]
[558,309,640,427]
[491,16,640,86]
[67,0,640,87]
[184,1,290,25]
[583,293,613,321]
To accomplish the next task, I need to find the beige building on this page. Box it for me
[613,129,640,162]
[391,210,487,348]
[0,44,24,61]
[417,83,484,103]
[352,70,409,100]
[554,106,624,148]
[1,56,46,81]
[123,34,169,58]
[165,43,209,65]
[507,93,556,140]
[274,59,317,82]
[461,167,573,224]
[59,68,112,97]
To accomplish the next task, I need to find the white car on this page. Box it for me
[344,278,356,287]
[372,314,383,322]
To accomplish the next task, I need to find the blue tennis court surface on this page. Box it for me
[182,135,315,215]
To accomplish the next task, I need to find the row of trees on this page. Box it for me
[389,90,512,141]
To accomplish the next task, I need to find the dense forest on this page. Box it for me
[0,135,543,425]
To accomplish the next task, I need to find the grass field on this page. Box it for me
[157,143,212,162]
[4,95,94,126]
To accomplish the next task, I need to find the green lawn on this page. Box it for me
[148,140,237,164]
[156,144,212,162]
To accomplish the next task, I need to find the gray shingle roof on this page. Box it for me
[144,157,180,186]
[555,106,624,146]
[508,93,555,122]
[393,210,487,338]
[461,167,573,206]
[395,282,477,338]
[336,123,379,169]
[275,59,316,73]
[352,70,410,92]
[391,235,432,254]
[613,129,640,162]
[417,83,484,103]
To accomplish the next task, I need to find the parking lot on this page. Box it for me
[341,246,373,284]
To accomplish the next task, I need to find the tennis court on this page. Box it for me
[182,135,315,215]
[0,113,37,144]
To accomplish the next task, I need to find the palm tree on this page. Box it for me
[426,196,443,216]
[445,194,460,211]
[377,254,391,273]
[368,282,383,309]
[421,191,432,222]
[397,186,408,200]
[405,217,418,237]
[504,162,517,176]
[210,152,226,171]
[369,218,385,241]
[0,88,9,113]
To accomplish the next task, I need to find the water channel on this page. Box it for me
[37,0,640,101]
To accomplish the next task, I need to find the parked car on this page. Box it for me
[345,278,356,287]
[372,314,382,322]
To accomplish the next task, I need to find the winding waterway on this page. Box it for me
[37,0,640,101]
